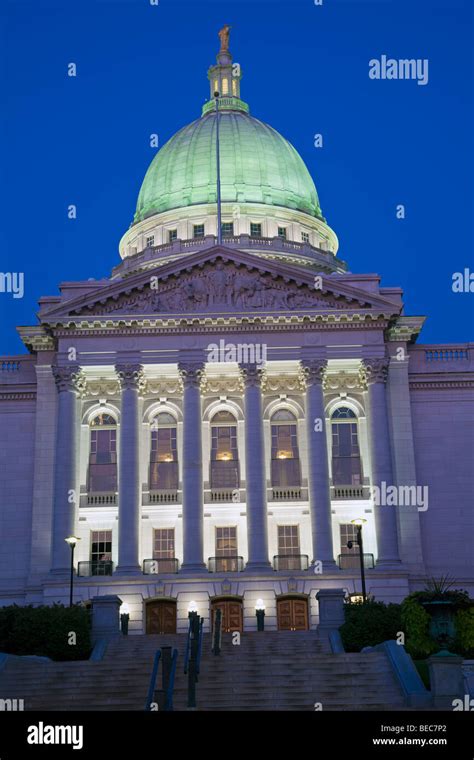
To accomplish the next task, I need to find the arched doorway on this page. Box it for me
[277,595,309,631]
[211,597,243,633]
[146,599,177,634]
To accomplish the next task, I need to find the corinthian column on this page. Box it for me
[240,364,271,571]
[179,363,206,572]
[116,364,144,574]
[300,359,336,570]
[362,358,401,567]
[50,365,85,574]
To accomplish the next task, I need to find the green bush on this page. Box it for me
[454,607,474,657]
[0,604,91,661]
[400,597,437,659]
[340,600,402,652]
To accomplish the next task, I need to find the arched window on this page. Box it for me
[88,413,117,493]
[271,410,301,487]
[150,412,178,491]
[331,406,363,486]
[210,411,240,489]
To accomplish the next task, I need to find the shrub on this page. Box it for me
[0,603,91,661]
[454,607,474,657]
[400,596,437,659]
[340,600,402,652]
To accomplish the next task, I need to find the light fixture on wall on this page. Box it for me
[276,450,290,460]
[255,599,266,631]
[64,536,81,608]
[217,451,232,461]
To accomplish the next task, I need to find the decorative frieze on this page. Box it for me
[200,375,244,394]
[323,370,367,393]
[84,379,121,398]
[145,377,184,396]
[264,373,306,393]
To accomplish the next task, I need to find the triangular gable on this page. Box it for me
[40,245,401,322]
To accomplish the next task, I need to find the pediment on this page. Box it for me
[41,246,399,322]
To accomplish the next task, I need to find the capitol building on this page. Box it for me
[0,31,472,636]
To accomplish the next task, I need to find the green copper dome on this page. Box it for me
[134,110,323,224]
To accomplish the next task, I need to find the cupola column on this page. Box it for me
[300,359,337,570]
[361,358,401,567]
[116,364,144,574]
[240,364,271,571]
[50,365,85,574]
[179,363,206,572]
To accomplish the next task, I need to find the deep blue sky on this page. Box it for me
[1,0,473,354]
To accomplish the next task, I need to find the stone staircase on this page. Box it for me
[0,632,406,711]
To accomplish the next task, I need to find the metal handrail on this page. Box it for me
[165,648,178,711]
[144,650,161,711]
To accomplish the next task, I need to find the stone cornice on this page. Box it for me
[409,377,474,390]
[17,326,56,353]
[385,316,426,344]
[0,391,36,401]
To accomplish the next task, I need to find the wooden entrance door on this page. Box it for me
[211,599,243,633]
[146,600,177,634]
[277,597,308,631]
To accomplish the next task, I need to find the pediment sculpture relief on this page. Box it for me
[79,262,361,316]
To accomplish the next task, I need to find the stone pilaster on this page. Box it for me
[361,358,401,567]
[240,364,271,571]
[178,362,206,572]
[50,365,85,574]
[300,359,336,569]
[115,364,144,574]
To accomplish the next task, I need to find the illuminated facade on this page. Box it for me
[0,36,472,635]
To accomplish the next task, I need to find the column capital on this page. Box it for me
[360,357,390,385]
[115,363,145,392]
[299,358,328,387]
[239,363,267,389]
[178,362,205,389]
[52,364,86,396]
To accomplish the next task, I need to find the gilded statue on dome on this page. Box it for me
[218,25,231,53]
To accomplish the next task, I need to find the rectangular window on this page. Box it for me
[331,423,362,485]
[301,231,310,243]
[250,223,262,237]
[193,224,205,238]
[232,78,237,96]
[222,77,229,95]
[152,528,176,573]
[277,525,300,555]
[90,530,112,575]
[168,229,177,242]
[340,523,358,555]
[278,226,287,239]
[221,222,234,237]
[215,527,238,572]
[89,429,117,492]
[150,428,178,490]
[146,235,155,248]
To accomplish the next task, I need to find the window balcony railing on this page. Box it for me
[331,485,369,500]
[207,488,238,503]
[77,560,114,577]
[338,553,375,570]
[142,558,180,575]
[208,556,244,573]
[270,486,303,501]
[82,492,117,506]
[273,554,309,571]
[148,490,180,504]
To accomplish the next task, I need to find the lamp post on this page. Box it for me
[188,600,198,621]
[64,536,81,607]
[120,602,130,635]
[255,599,265,631]
[350,519,367,603]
